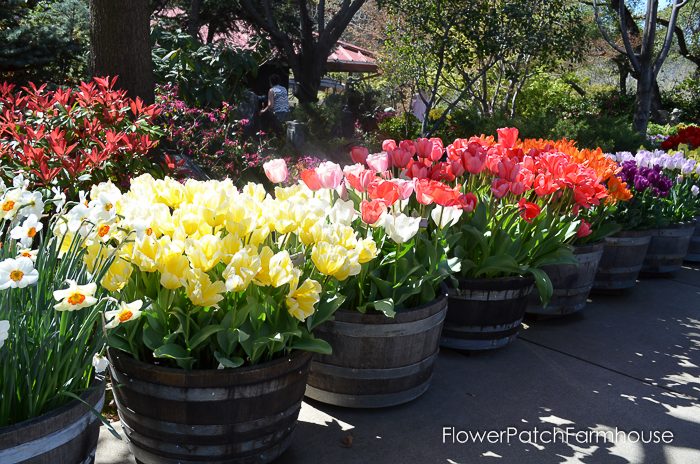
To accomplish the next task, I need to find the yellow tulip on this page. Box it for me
[357,237,378,264]
[286,278,321,321]
[157,251,190,290]
[185,234,222,272]
[222,245,261,292]
[102,257,133,292]
[131,235,159,272]
[185,268,225,307]
[311,242,347,277]
[255,247,295,288]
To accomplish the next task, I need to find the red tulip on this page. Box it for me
[350,146,369,165]
[491,179,510,198]
[390,148,412,168]
[457,192,477,212]
[367,180,400,206]
[382,139,397,152]
[301,169,323,191]
[577,219,592,238]
[360,199,386,225]
[518,198,541,223]
[497,127,519,149]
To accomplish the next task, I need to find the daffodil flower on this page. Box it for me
[105,300,144,329]
[53,280,98,311]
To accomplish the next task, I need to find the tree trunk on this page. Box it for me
[187,0,203,39]
[633,67,654,135]
[292,53,325,104]
[615,59,628,95]
[89,0,154,103]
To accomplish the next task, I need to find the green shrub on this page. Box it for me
[550,115,645,151]
[377,113,421,141]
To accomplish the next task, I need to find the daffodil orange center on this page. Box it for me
[105,203,113,211]
[9,270,24,281]
[68,293,86,305]
[145,228,153,236]
[118,310,133,322]
[98,225,110,237]
[2,201,15,212]
[27,227,37,238]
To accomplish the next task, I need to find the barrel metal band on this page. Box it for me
[310,350,439,380]
[0,395,104,463]
[327,308,445,337]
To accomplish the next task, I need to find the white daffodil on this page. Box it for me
[53,280,98,311]
[0,257,39,289]
[328,199,357,226]
[18,191,44,219]
[16,248,38,263]
[51,187,67,212]
[0,189,23,221]
[105,300,143,329]
[10,214,43,247]
[65,203,91,233]
[383,213,421,244]
[92,353,109,373]
[88,190,120,223]
[0,320,9,349]
[430,205,463,229]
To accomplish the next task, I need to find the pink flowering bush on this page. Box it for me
[157,84,274,180]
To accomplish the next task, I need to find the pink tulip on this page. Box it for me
[315,161,344,189]
[350,146,369,165]
[390,148,412,168]
[382,139,397,152]
[491,178,510,198]
[263,158,288,184]
[366,153,389,173]
[389,178,415,200]
[416,138,433,158]
[496,127,519,149]
[399,140,416,156]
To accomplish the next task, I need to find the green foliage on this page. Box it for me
[550,116,646,152]
[151,26,258,108]
[377,113,421,141]
[662,76,700,123]
[0,0,90,85]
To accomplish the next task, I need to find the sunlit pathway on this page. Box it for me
[97,266,700,464]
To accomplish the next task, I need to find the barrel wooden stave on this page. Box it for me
[442,277,533,350]
[109,349,311,464]
[642,223,695,274]
[527,242,603,315]
[0,383,104,464]
[305,294,447,408]
[593,231,652,290]
[684,216,700,263]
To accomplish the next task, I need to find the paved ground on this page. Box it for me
[96,265,700,464]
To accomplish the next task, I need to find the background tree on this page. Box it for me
[236,0,368,104]
[593,0,690,134]
[90,0,155,102]
[0,0,90,85]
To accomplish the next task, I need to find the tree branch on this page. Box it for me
[654,0,689,76]
[618,0,641,71]
[592,0,628,56]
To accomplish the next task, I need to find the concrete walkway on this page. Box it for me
[96,265,700,464]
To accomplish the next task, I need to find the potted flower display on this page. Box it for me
[296,153,460,408]
[0,178,114,464]
[604,150,697,277]
[60,174,374,463]
[438,129,607,348]
[520,141,632,315]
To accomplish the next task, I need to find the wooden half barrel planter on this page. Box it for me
[641,222,695,274]
[593,230,652,290]
[305,292,447,408]
[527,242,604,316]
[108,348,311,464]
[0,382,104,464]
[441,276,534,350]
[684,216,700,263]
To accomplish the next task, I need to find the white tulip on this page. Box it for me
[383,213,421,244]
[430,205,463,229]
